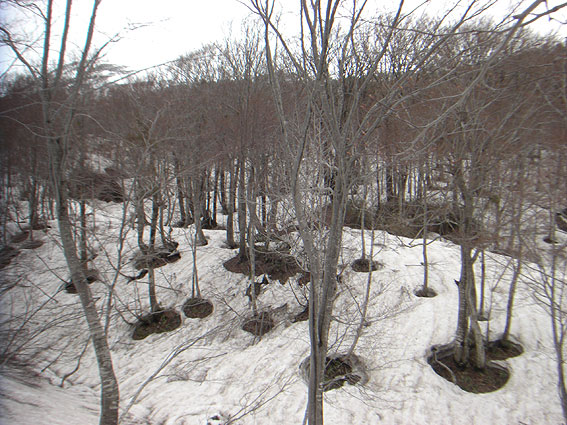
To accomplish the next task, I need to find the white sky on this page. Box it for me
[0,0,565,77]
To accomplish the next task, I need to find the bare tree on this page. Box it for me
[247,1,487,423]
[1,1,120,423]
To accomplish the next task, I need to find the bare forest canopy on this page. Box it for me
[2,2,567,425]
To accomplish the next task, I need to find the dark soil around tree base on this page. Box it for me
[10,231,30,244]
[292,305,309,322]
[183,297,214,319]
[64,269,99,293]
[428,346,510,393]
[23,221,50,231]
[414,287,438,298]
[223,249,300,284]
[242,312,274,336]
[202,216,224,230]
[322,356,362,391]
[0,246,20,270]
[20,239,44,250]
[245,277,269,302]
[300,353,367,392]
[132,309,182,340]
[298,272,310,286]
[486,339,524,361]
[351,258,382,272]
[133,247,181,270]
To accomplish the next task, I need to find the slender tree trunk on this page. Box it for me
[191,173,207,246]
[348,225,375,355]
[478,250,486,319]
[466,263,485,369]
[556,350,567,424]
[455,244,473,366]
[421,167,429,292]
[549,248,567,423]
[397,167,408,213]
[205,171,210,215]
[28,175,39,231]
[174,161,187,226]
[247,165,259,315]
[158,195,168,246]
[149,194,159,248]
[49,140,119,425]
[191,226,201,299]
[267,196,279,233]
[248,224,258,316]
[148,194,160,313]
[219,166,228,214]
[552,303,567,423]
[359,172,368,261]
[213,166,219,224]
[226,160,237,248]
[148,268,160,313]
[385,164,394,205]
[135,180,146,251]
[503,155,526,339]
[238,158,247,261]
[79,199,88,267]
[502,257,521,341]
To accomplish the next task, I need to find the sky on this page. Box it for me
[0,0,566,78]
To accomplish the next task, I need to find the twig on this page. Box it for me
[433,348,457,385]
[60,338,90,387]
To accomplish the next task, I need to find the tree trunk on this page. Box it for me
[454,245,471,366]
[173,155,188,226]
[28,175,39,231]
[359,167,368,261]
[191,226,201,299]
[219,166,228,214]
[148,268,160,313]
[226,160,237,248]
[308,165,347,425]
[478,250,486,319]
[176,175,187,226]
[213,166,219,224]
[248,224,258,316]
[421,167,429,292]
[385,164,395,205]
[557,353,567,424]
[148,194,160,313]
[349,224,376,355]
[49,139,119,425]
[502,257,521,341]
[238,158,247,261]
[503,155,526,340]
[79,199,88,267]
[246,165,259,315]
[191,173,207,246]
[135,180,146,251]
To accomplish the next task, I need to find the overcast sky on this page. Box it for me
[0,0,565,78]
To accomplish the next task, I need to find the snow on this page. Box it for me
[0,200,563,424]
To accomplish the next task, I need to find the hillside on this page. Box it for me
[0,202,562,424]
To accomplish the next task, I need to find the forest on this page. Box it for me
[1,1,567,424]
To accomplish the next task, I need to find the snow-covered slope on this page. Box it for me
[0,201,562,424]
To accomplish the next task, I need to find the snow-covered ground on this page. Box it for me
[0,200,562,424]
